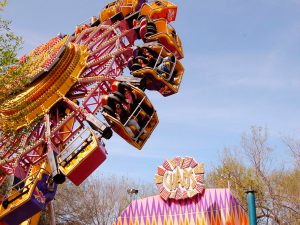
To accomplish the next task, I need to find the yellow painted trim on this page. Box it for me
[58,130,98,176]
[20,212,42,225]
[0,161,50,219]
[0,44,89,131]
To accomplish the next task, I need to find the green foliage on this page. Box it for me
[0,59,32,105]
[206,150,264,210]
[0,1,31,105]
[0,16,23,67]
[0,0,25,195]
[206,127,300,224]
[0,0,8,11]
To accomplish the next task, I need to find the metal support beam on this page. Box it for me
[63,97,112,139]
[45,114,65,184]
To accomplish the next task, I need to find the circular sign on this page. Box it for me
[155,156,205,200]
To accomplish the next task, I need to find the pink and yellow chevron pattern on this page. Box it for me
[113,189,249,225]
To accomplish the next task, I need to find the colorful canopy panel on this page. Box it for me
[113,188,249,225]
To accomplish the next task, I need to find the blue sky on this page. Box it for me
[2,0,300,183]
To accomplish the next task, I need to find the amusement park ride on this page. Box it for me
[0,0,184,224]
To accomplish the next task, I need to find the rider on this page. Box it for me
[123,86,136,113]
[141,47,158,67]
[115,103,140,138]
[140,47,171,78]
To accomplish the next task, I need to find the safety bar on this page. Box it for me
[153,47,176,81]
[133,110,155,140]
[124,96,146,126]
[58,128,95,167]
[2,168,50,209]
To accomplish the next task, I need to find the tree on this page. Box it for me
[0,0,22,67]
[206,127,300,225]
[0,0,23,190]
[54,175,156,225]
[284,137,300,169]
[0,0,32,105]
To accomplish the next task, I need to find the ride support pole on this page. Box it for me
[48,201,56,225]
[246,189,257,225]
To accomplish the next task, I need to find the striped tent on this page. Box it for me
[113,188,249,225]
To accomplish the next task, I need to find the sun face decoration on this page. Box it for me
[155,156,205,200]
